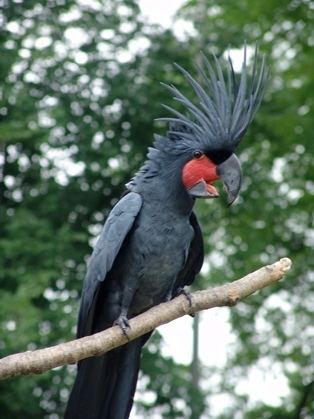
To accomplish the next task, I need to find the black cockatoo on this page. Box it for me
[65,48,268,419]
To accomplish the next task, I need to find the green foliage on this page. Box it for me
[0,0,313,418]
[139,332,206,418]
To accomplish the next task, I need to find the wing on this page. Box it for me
[173,211,204,293]
[77,192,142,337]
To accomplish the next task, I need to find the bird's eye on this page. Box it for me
[193,150,203,159]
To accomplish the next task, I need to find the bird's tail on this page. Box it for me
[64,337,144,419]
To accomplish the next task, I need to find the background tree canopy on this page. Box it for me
[0,0,313,418]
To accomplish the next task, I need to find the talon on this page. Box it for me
[176,287,193,308]
[114,315,130,339]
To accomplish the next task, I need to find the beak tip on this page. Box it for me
[227,193,238,206]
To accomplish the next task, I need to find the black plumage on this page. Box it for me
[65,47,268,419]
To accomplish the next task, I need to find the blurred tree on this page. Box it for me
[0,0,313,418]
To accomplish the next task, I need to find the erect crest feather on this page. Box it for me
[159,46,269,154]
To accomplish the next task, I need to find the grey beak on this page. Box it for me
[187,179,219,199]
[217,154,242,205]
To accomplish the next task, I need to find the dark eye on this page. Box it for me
[193,150,203,159]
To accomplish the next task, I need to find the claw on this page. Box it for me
[114,315,130,339]
[176,287,193,308]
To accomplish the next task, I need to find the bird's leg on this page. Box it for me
[165,285,193,308]
[165,286,194,317]
[114,283,136,339]
[175,287,193,308]
[114,311,130,339]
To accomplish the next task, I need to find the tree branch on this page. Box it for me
[0,258,292,381]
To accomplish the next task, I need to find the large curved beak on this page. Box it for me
[217,154,242,205]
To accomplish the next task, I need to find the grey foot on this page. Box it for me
[114,315,130,339]
[176,287,193,308]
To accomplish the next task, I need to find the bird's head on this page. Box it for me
[157,47,269,205]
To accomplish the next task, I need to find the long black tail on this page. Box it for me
[64,337,144,419]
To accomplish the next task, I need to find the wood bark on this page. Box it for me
[0,257,292,381]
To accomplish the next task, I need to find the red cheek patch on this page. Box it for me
[182,156,219,189]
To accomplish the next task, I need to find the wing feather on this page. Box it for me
[77,192,142,337]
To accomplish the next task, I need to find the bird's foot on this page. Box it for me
[175,287,193,307]
[114,315,130,339]
[175,287,194,316]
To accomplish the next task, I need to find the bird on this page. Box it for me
[64,46,268,419]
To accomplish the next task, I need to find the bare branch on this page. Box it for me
[0,258,292,381]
